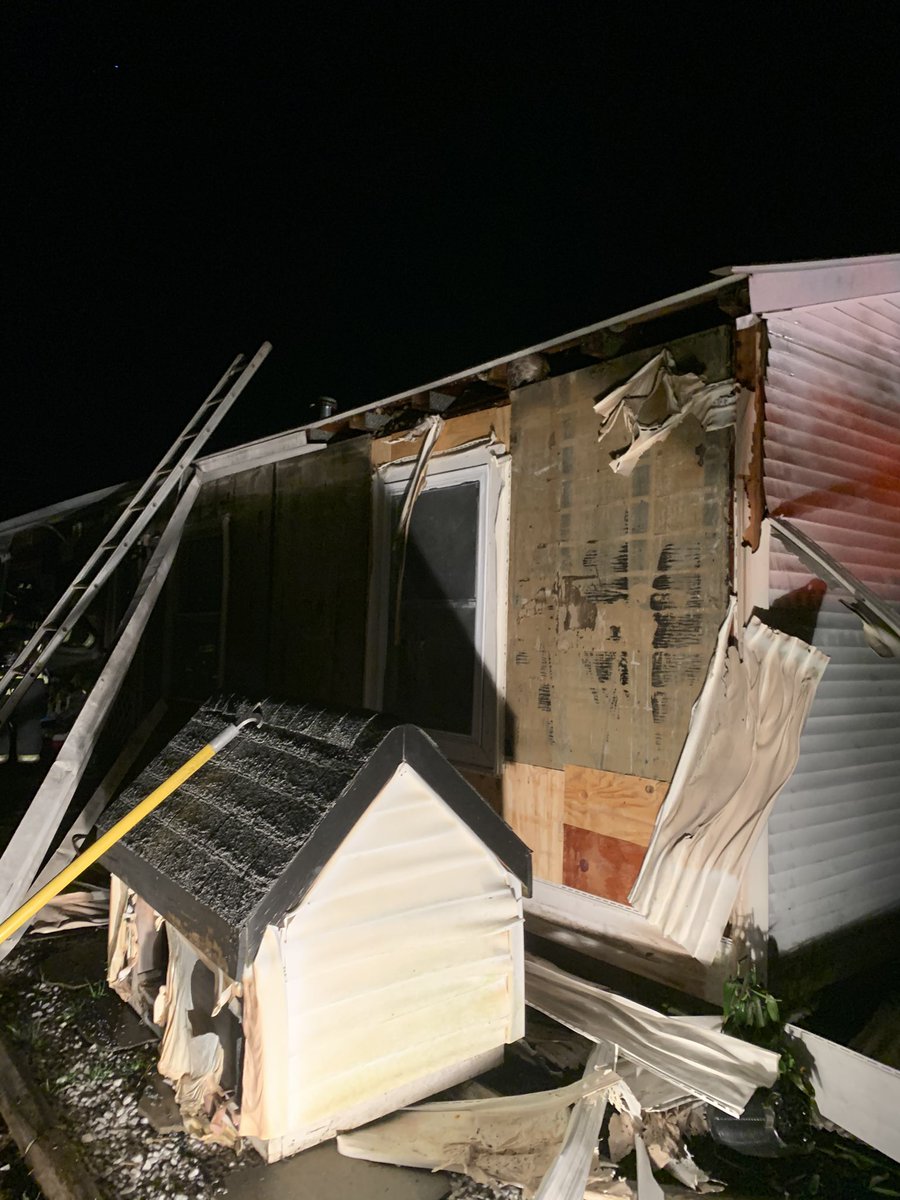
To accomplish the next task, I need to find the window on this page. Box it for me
[366,445,508,770]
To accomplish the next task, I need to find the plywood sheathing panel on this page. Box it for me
[563,765,668,845]
[502,761,564,883]
[268,441,371,706]
[506,327,733,779]
[371,405,511,466]
[562,825,646,904]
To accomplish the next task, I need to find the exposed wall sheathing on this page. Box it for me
[764,294,900,954]
[506,332,732,778]
[505,329,733,900]
[562,766,667,903]
[268,442,371,706]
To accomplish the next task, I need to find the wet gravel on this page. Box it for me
[0,932,240,1200]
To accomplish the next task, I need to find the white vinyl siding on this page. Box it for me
[280,762,523,1131]
[764,295,900,952]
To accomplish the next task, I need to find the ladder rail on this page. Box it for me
[0,343,271,726]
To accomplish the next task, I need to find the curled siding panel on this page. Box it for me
[764,295,900,954]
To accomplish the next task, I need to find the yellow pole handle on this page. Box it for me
[0,717,256,949]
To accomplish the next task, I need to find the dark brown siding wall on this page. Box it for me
[506,328,733,782]
[165,441,371,709]
[221,466,276,697]
[268,441,371,706]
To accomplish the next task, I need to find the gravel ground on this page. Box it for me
[0,932,241,1200]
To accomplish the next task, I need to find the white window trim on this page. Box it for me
[365,443,509,772]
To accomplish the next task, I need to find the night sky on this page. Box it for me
[2,6,897,519]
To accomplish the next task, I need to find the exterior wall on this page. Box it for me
[277,763,523,1140]
[163,440,371,708]
[268,440,371,705]
[764,295,900,954]
[503,328,733,906]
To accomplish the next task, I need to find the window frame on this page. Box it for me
[365,443,509,772]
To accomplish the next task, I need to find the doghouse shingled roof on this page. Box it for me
[100,697,531,976]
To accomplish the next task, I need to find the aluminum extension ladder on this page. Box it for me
[0,341,272,727]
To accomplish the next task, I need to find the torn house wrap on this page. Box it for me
[594,350,737,476]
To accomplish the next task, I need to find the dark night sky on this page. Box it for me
[2,6,897,519]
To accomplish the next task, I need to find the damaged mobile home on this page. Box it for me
[2,253,900,1167]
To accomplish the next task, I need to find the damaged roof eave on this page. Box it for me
[292,273,748,439]
[1,272,748,526]
[714,252,900,312]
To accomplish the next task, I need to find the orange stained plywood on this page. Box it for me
[562,826,646,905]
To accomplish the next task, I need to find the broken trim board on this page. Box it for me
[786,1024,900,1164]
[525,954,779,1117]
[628,602,828,962]
[526,896,731,1005]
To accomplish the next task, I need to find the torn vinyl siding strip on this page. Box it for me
[337,1061,624,1198]
[634,1134,665,1200]
[627,603,828,963]
[534,1042,619,1200]
[525,954,779,1117]
[786,1025,900,1164]
[594,350,738,476]
[30,888,108,934]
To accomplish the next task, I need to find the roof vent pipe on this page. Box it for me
[316,396,337,421]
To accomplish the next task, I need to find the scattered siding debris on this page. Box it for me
[525,954,779,1117]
